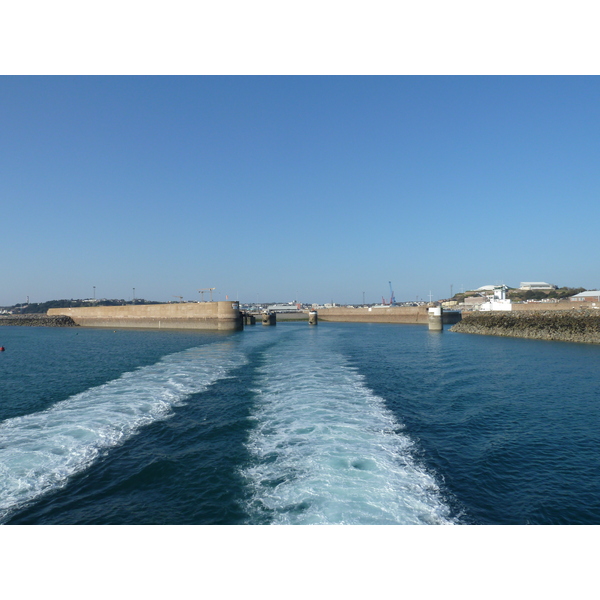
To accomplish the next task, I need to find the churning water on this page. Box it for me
[1,322,599,524]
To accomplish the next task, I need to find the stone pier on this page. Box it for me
[48,301,243,331]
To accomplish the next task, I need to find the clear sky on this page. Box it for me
[2,76,599,306]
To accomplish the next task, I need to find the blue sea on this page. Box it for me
[1,321,599,525]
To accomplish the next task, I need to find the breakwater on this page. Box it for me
[316,306,461,326]
[0,314,78,327]
[450,309,600,344]
[48,301,243,331]
[317,306,429,324]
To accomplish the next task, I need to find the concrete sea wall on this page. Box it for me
[510,301,578,312]
[450,309,600,344]
[314,306,460,325]
[48,301,243,331]
[316,306,429,324]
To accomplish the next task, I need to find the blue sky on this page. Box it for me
[2,76,599,306]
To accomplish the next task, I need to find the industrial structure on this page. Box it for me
[570,291,600,302]
[381,282,396,305]
[519,282,557,291]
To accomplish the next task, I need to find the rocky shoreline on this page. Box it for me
[0,314,78,327]
[450,309,600,344]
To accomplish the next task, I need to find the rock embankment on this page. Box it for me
[0,314,78,327]
[450,309,600,344]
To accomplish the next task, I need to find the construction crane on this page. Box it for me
[173,296,183,303]
[382,282,396,306]
[389,281,396,306]
[198,288,216,302]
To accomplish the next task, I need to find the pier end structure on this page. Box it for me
[428,306,443,331]
[48,301,244,331]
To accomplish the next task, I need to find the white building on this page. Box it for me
[267,303,301,312]
[519,282,557,290]
[479,285,512,311]
[570,291,600,302]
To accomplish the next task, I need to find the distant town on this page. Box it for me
[2,282,598,315]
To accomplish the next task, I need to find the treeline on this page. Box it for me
[452,287,587,303]
[11,299,162,313]
[507,287,586,301]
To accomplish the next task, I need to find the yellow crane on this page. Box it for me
[198,288,216,302]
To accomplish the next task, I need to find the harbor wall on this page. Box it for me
[450,309,600,344]
[315,306,460,325]
[48,301,243,331]
[317,306,428,324]
[509,301,581,312]
[316,306,461,325]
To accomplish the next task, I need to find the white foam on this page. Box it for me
[0,341,245,522]
[242,330,454,524]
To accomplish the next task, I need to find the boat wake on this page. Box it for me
[0,341,244,523]
[241,329,454,524]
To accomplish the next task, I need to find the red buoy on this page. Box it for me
[0,347,5,352]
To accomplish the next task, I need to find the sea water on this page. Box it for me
[1,322,599,525]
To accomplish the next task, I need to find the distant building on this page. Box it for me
[519,282,557,291]
[442,300,458,308]
[570,291,600,302]
[463,296,487,305]
[479,285,512,311]
[267,303,301,312]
